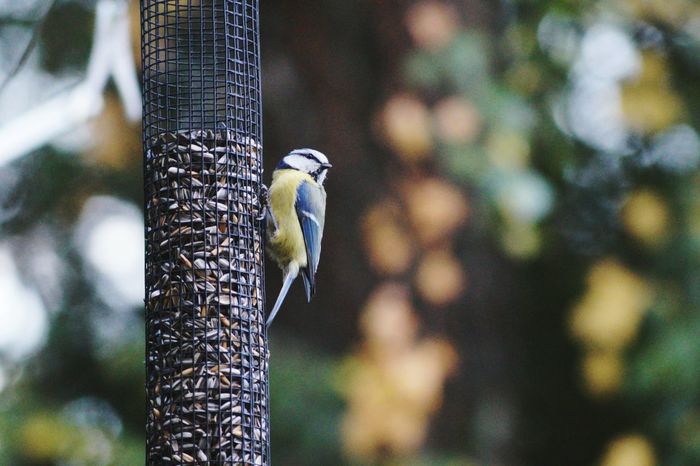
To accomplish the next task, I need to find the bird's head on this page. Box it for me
[277,148,332,185]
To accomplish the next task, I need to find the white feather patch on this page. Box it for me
[301,210,320,227]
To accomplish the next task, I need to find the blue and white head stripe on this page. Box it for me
[289,148,330,165]
[279,148,332,183]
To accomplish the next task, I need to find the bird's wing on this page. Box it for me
[295,180,326,302]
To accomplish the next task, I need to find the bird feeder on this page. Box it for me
[141,0,269,463]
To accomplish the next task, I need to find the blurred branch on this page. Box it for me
[0,0,140,166]
[0,0,57,95]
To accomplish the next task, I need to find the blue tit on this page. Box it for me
[265,148,331,327]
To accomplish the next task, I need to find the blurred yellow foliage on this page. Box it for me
[387,339,457,412]
[362,201,416,275]
[619,0,699,25]
[415,248,467,306]
[340,283,457,461]
[360,284,418,353]
[401,177,469,246]
[506,61,542,95]
[600,434,657,466]
[87,94,141,170]
[19,413,111,463]
[405,1,459,52]
[486,129,531,170]
[622,190,670,246]
[582,349,624,397]
[130,0,141,69]
[686,176,700,243]
[621,52,683,134]
[500,220,541,259]
[20,415,72,461]
[377,94,433,163]
[434,96,483,145]
[570,259,653,351]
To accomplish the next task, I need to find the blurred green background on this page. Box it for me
[1,0,700,465]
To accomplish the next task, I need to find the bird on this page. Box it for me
[264,148,331,327]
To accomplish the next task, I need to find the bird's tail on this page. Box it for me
[266,270,296,327]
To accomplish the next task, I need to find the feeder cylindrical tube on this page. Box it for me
[141,1,269,464]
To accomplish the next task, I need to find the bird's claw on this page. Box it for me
[256,184,269,221]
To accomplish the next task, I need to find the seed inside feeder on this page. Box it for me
[145,130,268,464]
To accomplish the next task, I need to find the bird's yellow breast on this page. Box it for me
[267,169,313,268]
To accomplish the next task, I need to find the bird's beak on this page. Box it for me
[321,162,333,169]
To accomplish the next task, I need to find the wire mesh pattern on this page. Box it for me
[141,1,268,464]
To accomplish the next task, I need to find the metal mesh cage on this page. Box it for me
[141,1,269,464]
